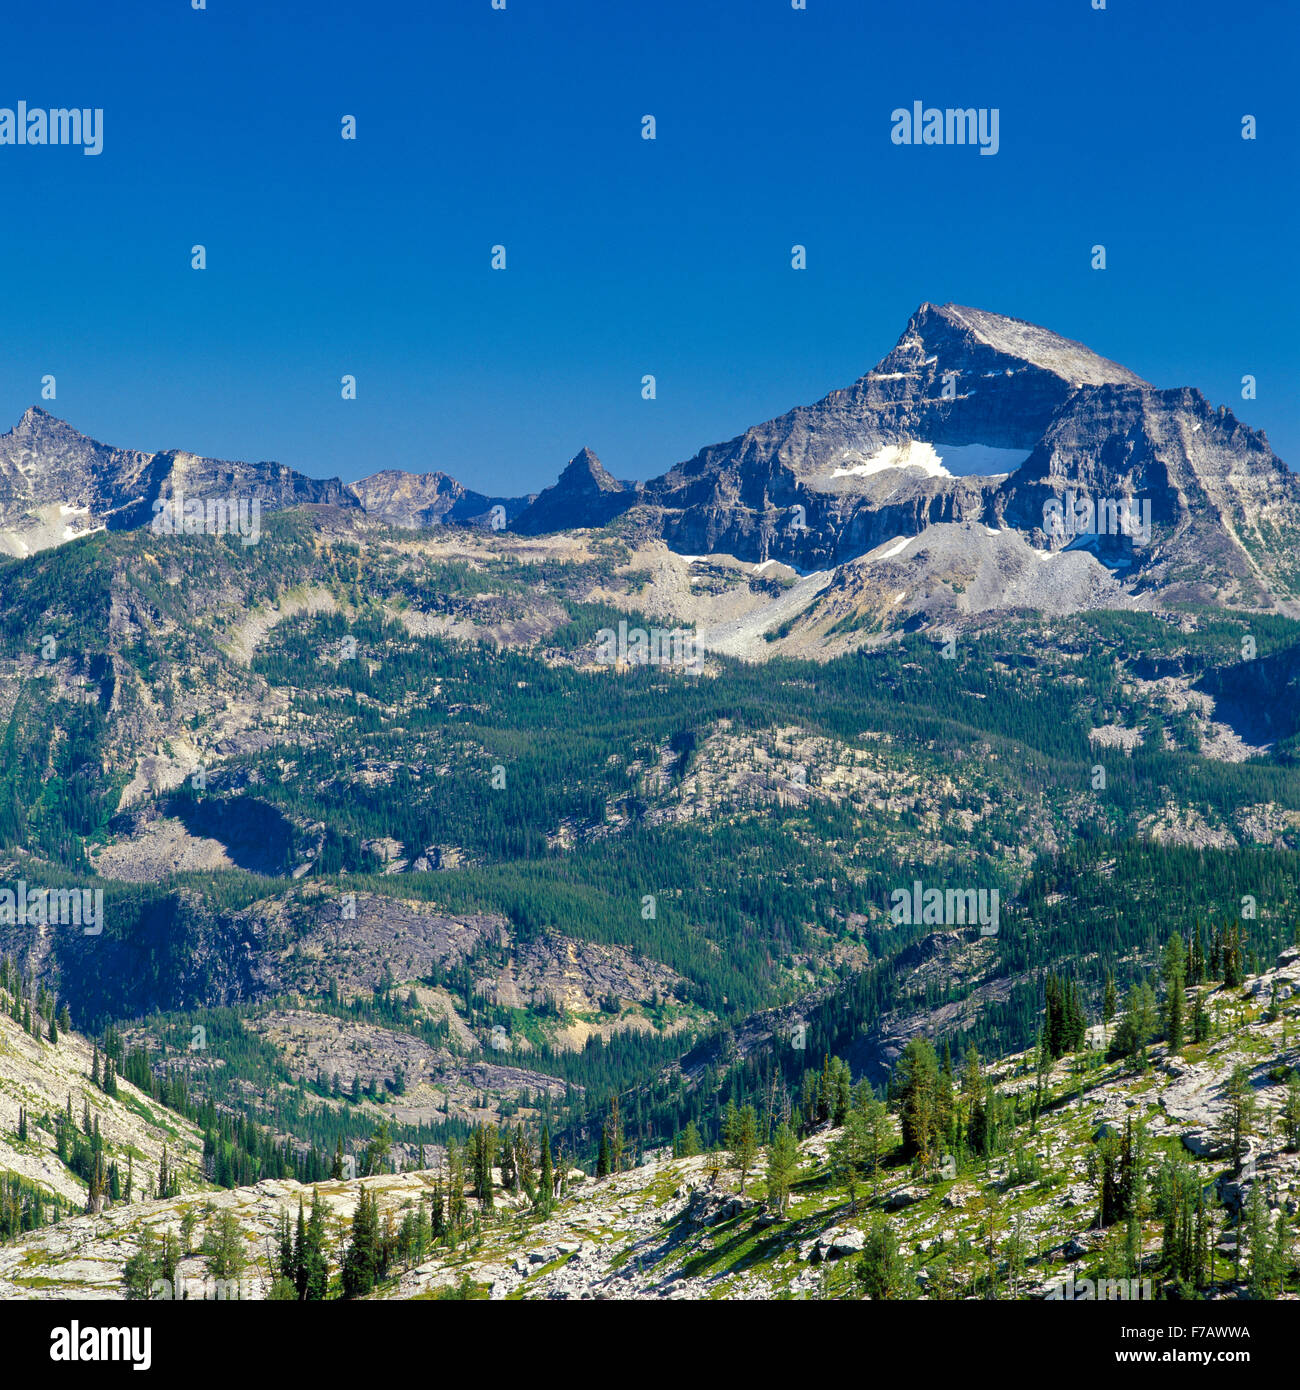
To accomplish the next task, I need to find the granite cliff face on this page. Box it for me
[346,470,531,530]
[994,385,1300,605]
[0,407,358,557]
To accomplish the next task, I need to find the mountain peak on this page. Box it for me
[12,405,75,438]
[893,302,1147,388]
[559,446,622,493]
[510,447,634,535]
[6,407,121,460]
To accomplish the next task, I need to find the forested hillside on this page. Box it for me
[0,510,1297,1201]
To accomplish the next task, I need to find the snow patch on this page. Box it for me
[832,441,951,480]
[872,537,911,561]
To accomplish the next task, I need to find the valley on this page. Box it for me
[0,304,1298,1303]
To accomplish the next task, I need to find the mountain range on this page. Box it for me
[2,303,1300,1307]
[4,303,1297,616]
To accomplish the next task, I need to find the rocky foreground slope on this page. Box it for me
[0,988,206,1212]
[4,945,1298,1300]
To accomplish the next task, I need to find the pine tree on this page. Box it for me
[894,1037,943,1167]
[1111,981,1158,1070]
[341,1186,381,1298]
[1222,925,1244,988]
[764,1123,800,1217]
[514,1124,535,1201]
[1245,1182,1275,1297]
[1220,1065,1257,1175]
[122,1229,160,1300]
[538,1125,554,1210]
[1281,1073,1300,1152]
[724,1102,759,1195]
[276,1208,295,1285]
[856,1217,906,1300]
[1191,988,1211,1044]
[86,1151,103,1215]
[292,1199,308,1297]
[468,1124,496,1209]
[446,1140,467,1236]
[1188,922,1205,986]
[1166,984,1184,1055]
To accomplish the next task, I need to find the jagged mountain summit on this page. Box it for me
[511,447,637,536]
[0,408,532,558]
[616,303,1299,609]
[345,470,530,531]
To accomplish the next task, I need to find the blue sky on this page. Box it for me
[1,0,1295,493]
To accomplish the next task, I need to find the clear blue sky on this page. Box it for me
[1,0,1295,494]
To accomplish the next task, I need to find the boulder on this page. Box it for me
[825,1228,866,1258]
[683,1189,755,1228]
[1182,1129,1228,1159]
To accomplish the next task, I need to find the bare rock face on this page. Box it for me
[346,469,530,530]
[0,409,534,556]
[628,302,1153,569]
[995,385,1300,605]
[0,407,358,557]
[655,301,1145,491]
